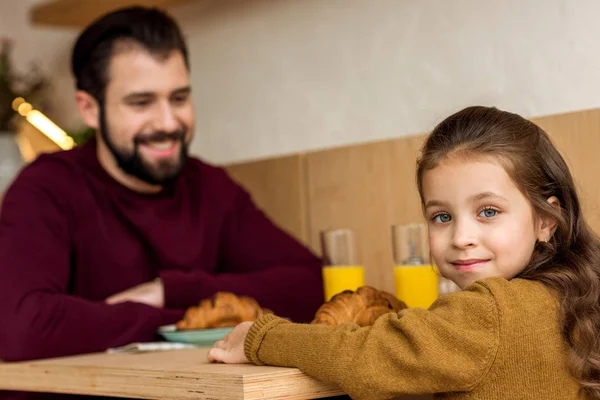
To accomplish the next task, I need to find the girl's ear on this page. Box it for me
[537,196,560,242]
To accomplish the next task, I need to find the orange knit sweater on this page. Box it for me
[245,278,581,399]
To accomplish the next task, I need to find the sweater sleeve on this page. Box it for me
[160,177,324,323]
[244,282,500,400]
[0,168,183,362]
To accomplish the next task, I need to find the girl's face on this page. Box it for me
[421,157,551,289]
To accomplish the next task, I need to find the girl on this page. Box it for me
[208,106,600,399]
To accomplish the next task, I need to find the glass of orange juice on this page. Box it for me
[320,229,365,301]
[392,223,438,309]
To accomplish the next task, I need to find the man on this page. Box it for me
[0,5,323,370]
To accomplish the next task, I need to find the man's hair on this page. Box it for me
[71,6,189,101]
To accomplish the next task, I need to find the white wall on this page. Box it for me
[3,0,600,164]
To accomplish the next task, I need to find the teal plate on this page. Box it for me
[158,325,233,346]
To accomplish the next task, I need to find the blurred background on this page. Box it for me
[3,0,600,166]
[3,0,600,293]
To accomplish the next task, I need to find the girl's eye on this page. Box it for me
[479,208,498,218]
[433,213,452,223]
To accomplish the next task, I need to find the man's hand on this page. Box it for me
[208,321,253,364]
[105,279,165,308]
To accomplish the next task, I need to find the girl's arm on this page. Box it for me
[244,281,500,400]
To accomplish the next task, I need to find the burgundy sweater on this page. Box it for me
[0,139,323,365]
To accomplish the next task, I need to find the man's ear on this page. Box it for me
[75,90,100,129]
[537,196,560,242]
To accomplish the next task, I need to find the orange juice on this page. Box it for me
[394,264,439,309]
[322,265,365,301]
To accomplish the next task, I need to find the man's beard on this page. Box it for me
[98,105,189,186]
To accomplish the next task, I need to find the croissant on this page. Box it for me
[311,286,407,327]
[176,292,272,330]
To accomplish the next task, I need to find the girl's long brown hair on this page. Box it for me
[416,106,600,398]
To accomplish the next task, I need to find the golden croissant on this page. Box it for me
[311,285,407,327]
[176,292,272,330]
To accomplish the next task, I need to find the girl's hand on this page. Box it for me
[207,321,254,364]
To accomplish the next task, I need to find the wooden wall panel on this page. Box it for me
[224,154,309,245]
[225,108,600,296]
[305,141,397,292]
[532,109,600,234]
[304,135,428,294]
[388,134,427,226]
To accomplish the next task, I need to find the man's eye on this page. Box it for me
[172,95,188,104]
[130,100,150,107]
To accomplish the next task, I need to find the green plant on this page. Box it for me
[0,37,49,132]
[66,126,95,146]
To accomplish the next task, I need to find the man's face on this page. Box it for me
[99,47,195,185]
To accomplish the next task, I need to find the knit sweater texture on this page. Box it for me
[245,277,581,399]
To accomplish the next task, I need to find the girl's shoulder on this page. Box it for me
[436,277,558,321]
[472,277,555,301]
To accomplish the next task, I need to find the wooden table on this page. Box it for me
[0,347,345,399]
